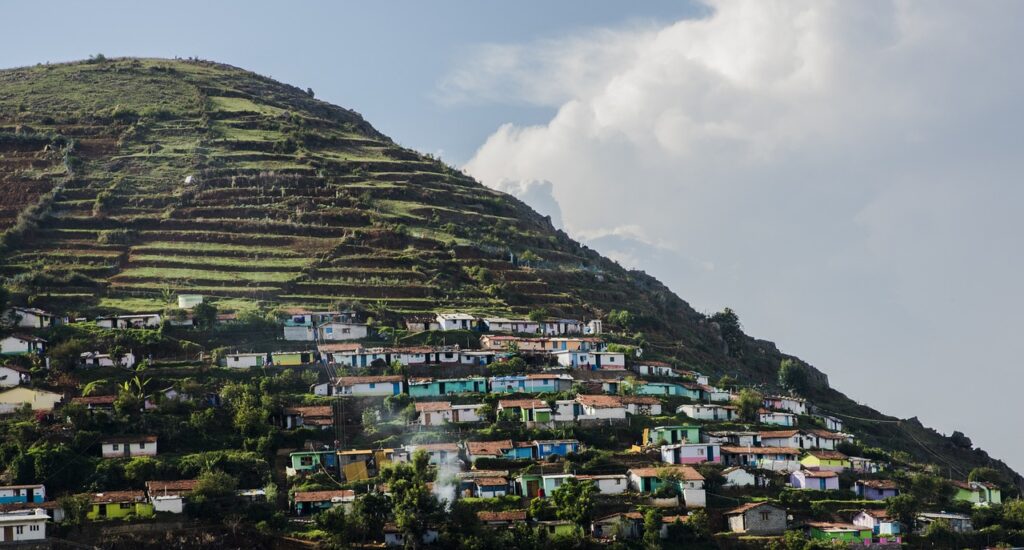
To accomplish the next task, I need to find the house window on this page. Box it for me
[760,511,771,521]
[300,456,313,466]
[342,328,350,334]
[16,526,24,534]
[30,525,39,532]
[326,327,333,334]
[138,442,146,449]
[120,503,133,509]
[369,383,376,389]
[112,444,120,451]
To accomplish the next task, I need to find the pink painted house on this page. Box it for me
[790,469,839,490]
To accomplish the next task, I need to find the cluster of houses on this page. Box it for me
[408,313,602,336]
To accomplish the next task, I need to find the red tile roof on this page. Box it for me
[90,490,146,504]
[628,465,704,481]
[333,375,403,385]
[466,440,513,456]
[415,401,453,412]
[477,510,527,522]
[575,395,624,408]
[145,479,198,494]
[293,490,354,503]
[498,399,548,409]
[721,446,800,455]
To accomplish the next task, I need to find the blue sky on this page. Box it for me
[3,1,1023,475]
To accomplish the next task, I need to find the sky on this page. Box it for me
[2,1,1022,474]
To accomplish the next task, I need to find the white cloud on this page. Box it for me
[453,0,1024,471]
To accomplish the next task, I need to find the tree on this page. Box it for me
[192,302,218,330]
[885,493,919,527]
[550,477,597,530]
[736,389,763,422]
[778,358,810,394]
[642,508,663,550]
[607,309,635,331]
[922,518,957,547]
[968,467,1004,484]
[58,494,92,526]
[348,491,389,542]
[1002,499,1024,528]
[710,307,744,356]
[188,470,239,520]
[528,308,548,323]
[380,449,443,549]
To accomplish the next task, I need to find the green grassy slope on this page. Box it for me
[0,57,1017,485]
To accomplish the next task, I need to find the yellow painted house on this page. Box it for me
[0,387,63,412]
[87,491,155,520]
[800,451,850,472]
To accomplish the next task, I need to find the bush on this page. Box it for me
[97,228,137,245]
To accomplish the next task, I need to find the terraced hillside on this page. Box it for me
[0,57,1018,485]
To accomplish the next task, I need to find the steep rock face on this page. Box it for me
[0,57,1017,483]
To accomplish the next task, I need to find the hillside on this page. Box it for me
[0,57,1018,491]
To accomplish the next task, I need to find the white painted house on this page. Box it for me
[722,467,757,487]
[3,307,59,329]
[318,322,368,341]
[621,396,663,416]
[80,351,137,369]
[759,410,798,427]
[319,376,404,397]
[553,350,626,370]
[0,335,45,355]
[540,319,583,335]
[580,474,628,495]
[145,479,197,514]
[95,313,161,329]
[482,317,540,334]
[634,361,677,377]
[414,402,485,426]
[0,508,48,542]
[575,395,627,421]
[678,404,739,422]
[435,313,476,331]
[0,365,31,388]
[763,396,808,415]
[223,352,267,369]
[101,436,157,458]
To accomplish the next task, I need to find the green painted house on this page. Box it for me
[645,425,701,445]
[408,377,488,397]
[806,522,872,543]
[953,481,1002,506]
[87,491,155,520]
[536,520,580,537]
[287,450,339,476]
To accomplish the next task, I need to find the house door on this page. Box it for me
[26,487,34,502]
[100,504,108,517]
[439,382,446,394]
[3,526,12,541]
[526,480,540,498]
[301,353,311,364]
[124,446,130,458]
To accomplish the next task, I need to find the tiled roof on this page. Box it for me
[721,446,800,455]
[318,343,364,353]
[477,510,527,522]
[145,479,198,494]
[71,395,117,405]
[283,406,333,417]
[724,501,779,515]
[415,401,453,412]
[90,490,146,504]
[411,442,460,452]
[293,490,354,503]
[628,465,704,481]
[799,470,838,478]
[575,395,624,408]
[619,396,660,405]
[466,440,513,455]
[759,430,800,438]
[805,450,848,460]
[102,435,157,444]
[857,479,898,490]
[473,477,508,486]
[498,399,548,409]
[333,375,403,385]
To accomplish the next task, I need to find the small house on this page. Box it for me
[627,465,706,507]
[645,425,701,446]
[3,307,59,329]
[0,508,48,542]
[722,467,757,488]
[724,502,787,535]
[952,480,1002,506]
[800,450,850,472]
[540,318,584,335]
[578,474,628,495]
[790,469,839,490]
[95,313,161,329]
[435,312,477,331]
[621,396,662,416]
[575,394,627,422]
[293,490,355,515]
[634,361,677,377]
[636,382,689,397]
[465,440,513,463]
[532,439,580,459]
[86,491,155,520]
[481,317,539,334]
[677,404,738,422]
[270,350,315,366]
[317,321,368,341]
[0,335,45,356]
[0,485,45,505]
[472,477,508,498]
[758,409,798,427]
[763,395,808,415]
[855,479,899,500]
[477,509,527,527]
[287,449,339,477]
[553,350,625,370]
[0,364,31,388]
[145,479,197,514]
[852,510,902,542]
[721,446,801,472]
[0,387,62,413]
[415,402,483,426]
[916,512,973,533]
[534,520,578,538]
[498,399,552,426]
[706,430,761,447]
[408,376,488,397]
[403,443,460,465]
[804,522,872,544]
[661,442,721,465]
[70,395,117,411]
[101,435,157,458]
[79,350,137,369]
[331,375,404,397]
[281,406,334,429]
[489,373,573,393]
[223,352,267,369]
[591,511,643,540]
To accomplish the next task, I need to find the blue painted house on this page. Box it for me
[489,374,573,394]
[408,376,488,397]
[0,484,45,504]
[509,442,536,460]
[533,439,581,459]
[637,382,699,398]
